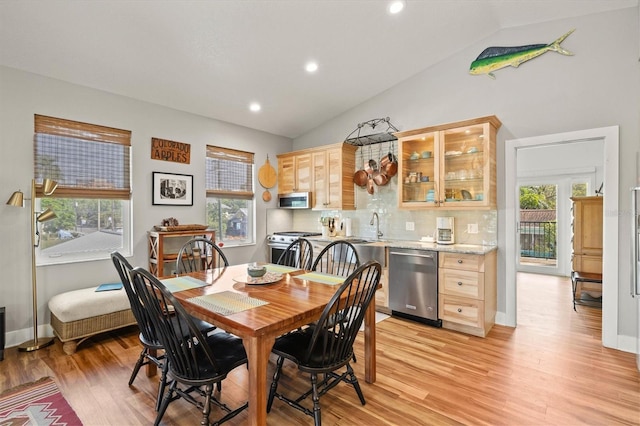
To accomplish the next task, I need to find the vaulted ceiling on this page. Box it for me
[1,1,636,138]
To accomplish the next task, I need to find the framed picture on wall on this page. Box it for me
[152,172,193,206]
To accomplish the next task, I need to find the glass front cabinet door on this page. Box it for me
[396,116,501,209]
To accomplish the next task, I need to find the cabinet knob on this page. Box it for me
[457,281,463,286]
[457,308,462,313]
[457,259,463,264]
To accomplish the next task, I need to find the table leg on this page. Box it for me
[146,348,158,377]
[243,335,275,426]
[364,299,377,384]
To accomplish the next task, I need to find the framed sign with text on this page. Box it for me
[151,137,191,164]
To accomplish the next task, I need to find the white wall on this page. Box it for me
[0,67,292,346]
[293,9,640,344]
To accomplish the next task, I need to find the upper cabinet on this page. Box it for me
[277,143,357,210]
[277,152,312,194]
[395,116,501,209]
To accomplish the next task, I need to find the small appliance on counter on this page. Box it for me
[436,217,455,244]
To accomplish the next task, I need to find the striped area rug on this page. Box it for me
[0,377,82,425]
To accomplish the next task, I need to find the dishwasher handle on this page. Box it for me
[389,250,435,260]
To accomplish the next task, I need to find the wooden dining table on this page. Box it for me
[166,263,379,426]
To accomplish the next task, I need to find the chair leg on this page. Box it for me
[310,373,321,426]
[129,347,148,386]
[345,363,366,405]
[154,380,176,426]
[201,383,213,426]
[155,358,169,411]
[267,356,284,412]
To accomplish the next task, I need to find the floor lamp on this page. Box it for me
[6,178,58,351]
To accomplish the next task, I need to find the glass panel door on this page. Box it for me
[518,183,559,273]
[441,124,486,206]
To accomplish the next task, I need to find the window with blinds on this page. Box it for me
[205,146,254,198]
[206,146,255,246]
[34,115,132,264]
[34,114,131,199]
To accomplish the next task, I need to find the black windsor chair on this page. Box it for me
[266,260,382,426]
[130,267,249,426]
[176,237,230,274]
[276,238,313,270]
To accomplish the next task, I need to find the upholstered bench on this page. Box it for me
[49,286,136,355]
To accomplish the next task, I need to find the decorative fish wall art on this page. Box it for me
[469,29,575,79]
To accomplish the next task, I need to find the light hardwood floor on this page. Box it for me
[1,273,638,425]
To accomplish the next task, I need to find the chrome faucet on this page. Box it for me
[370,212,383,239]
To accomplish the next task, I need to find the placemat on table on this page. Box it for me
[265,264,299,273]
[187,291,268,316]
[296,272,345,286]
[160,276,208,293]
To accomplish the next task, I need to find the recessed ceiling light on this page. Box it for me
[305,61,318,73]
[388,0,405,14]
[249,102,261,112]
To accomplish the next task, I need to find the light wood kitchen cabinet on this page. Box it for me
[277,152,312,194]
[278,142,357,210]
[438,250,496,337]
[571,196,603,274]
[395,116,501,209]
[148,229,216,277]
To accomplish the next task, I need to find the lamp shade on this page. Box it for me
[36,208,57,222]
[6,190,24,207]
[42,178,58,196]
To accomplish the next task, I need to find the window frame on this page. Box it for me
[33,115,133,264]
[205,145,256,247]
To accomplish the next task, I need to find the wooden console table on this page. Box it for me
[148,229,215,277]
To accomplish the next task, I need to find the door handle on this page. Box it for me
[389,251,434,259]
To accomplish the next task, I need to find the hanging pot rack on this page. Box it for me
[343,117,399,146]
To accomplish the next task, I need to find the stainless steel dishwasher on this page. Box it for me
[388,248,441,327]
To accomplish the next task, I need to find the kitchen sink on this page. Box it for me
[349,240,387,266]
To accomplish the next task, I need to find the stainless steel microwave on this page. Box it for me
[277,192,312,209]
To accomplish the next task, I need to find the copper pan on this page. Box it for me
[354,169,368,187]
[379,141,398,177]
[373,170,389,186]
[353,148,368,187]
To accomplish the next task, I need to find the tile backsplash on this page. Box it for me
[292,178,497,245]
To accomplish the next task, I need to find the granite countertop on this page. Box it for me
[305,236,497,255]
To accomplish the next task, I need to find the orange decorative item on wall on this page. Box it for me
[258,155,277,202]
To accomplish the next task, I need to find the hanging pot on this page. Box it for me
[372,146,390,186]
[373,170,389,186]
[367,174,375,194]
[366,143,377,174]
[353,148,368,187]
[380,141,398,177]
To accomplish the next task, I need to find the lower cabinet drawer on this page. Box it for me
[440,268,483,299]
[439,294,483,329]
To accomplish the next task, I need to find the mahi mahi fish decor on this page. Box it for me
[469,29,575,79]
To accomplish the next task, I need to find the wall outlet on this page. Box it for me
[467,223,478,234]
[406,221,415,231]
